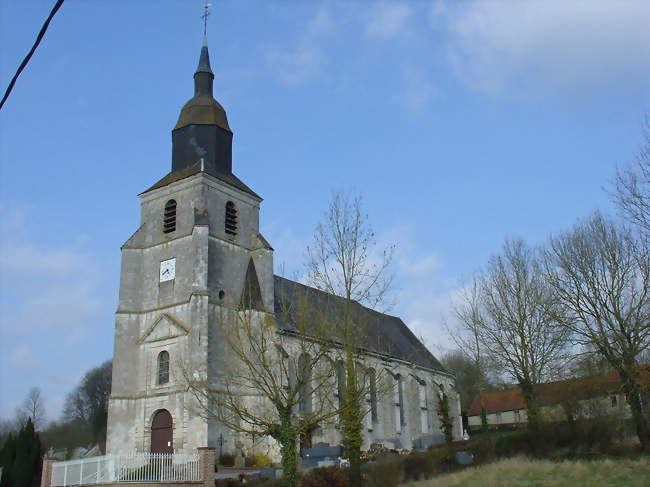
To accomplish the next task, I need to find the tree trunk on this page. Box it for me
[276,419,299,487]
[342,349,362,487]
[479,392,488,433]
[618,367,650,451]
[436,391,454,445]
[519,380,540,433]
[347,442,361,487]
[279,435,298,487]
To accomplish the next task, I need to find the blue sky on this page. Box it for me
[1,0,649,422]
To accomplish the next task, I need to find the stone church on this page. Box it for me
[106,37,460,459]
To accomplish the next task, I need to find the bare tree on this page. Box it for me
[63,360,112,447]
[20,387,46,431]
[184,294,343,487]
[612,117,650,233]
[544,212,650,450]
[306,189,394,487]
[460,239,568,433]
[448,277,492,432]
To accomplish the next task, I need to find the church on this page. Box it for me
[105,36,461,460]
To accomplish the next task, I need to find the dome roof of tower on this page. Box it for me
[173,38,231,133]
[173,94,231,132]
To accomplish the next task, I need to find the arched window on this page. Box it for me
[336,361,346,414]
[394,374,403,433]
[416,377,428,434]
[163,200,177,234]
[225,201,237,236]
[158,351,170,384]
[336,361,346,402]
[368,368,378,423]
[298,353,312,413]
[276,346,290,390]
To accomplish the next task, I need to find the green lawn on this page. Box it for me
[402,456,650,487]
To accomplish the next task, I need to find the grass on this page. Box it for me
[401,456,650,487]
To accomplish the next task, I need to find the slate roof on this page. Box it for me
[273,276,447,373]
[466,366,650,416]
[142,159,260,199]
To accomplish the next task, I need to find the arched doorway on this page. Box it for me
[151,409,173,453]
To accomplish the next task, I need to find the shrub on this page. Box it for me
[219,453,235,467]
[489,417,630,459]
[246,478,282,487]
[298,466,350,487]
[362,456,404,487]
[214,479,240,487]
[245,452,272,468]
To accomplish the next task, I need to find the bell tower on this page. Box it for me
[106,34,274,455]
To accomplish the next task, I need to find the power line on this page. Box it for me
[0,0,66,111]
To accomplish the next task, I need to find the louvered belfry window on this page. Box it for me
[225,201,237,235]
[163,199,177,234]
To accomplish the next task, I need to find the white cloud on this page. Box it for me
[261,221,310,280]
[396,66,437,114]
[265,44,322,85]
[434,0,650,95]
[0,210,105,337]
[264,5,339,84]
[9,344,37,370]
[372,227,461,354]
[365,1,413,39]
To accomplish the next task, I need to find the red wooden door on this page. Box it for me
[151,409,173,453]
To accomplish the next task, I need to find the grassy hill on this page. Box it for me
[402,456,650,487]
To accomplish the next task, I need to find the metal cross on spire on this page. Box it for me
[202,3,212,37]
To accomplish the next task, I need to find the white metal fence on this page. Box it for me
[50,452,201,486]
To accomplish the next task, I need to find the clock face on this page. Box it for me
[160,258,176,282]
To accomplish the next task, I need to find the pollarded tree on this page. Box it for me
[434,383,454,445]
[544,212,650,450]
[306,189,394,487]
[184,290,342,487]
[461,239,568,433]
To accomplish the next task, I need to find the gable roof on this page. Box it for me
[273,276,447,373]
[138,313,190,344]
[467,365,650,416]
[141,159,260,199]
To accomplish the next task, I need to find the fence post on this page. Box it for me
[40,459,54,487]
[197,447,215,487]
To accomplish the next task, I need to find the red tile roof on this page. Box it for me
[467,365,650,416]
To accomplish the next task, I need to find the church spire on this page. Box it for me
[171,33,233,175]
[196,36,213,74]
[192,36,215,98]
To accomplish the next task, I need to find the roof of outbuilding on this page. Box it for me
[273,276,448,374]
[141,159,260,198]
[466,365,650,416]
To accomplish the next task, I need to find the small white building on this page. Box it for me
[467,368,650,431]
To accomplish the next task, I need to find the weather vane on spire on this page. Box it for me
[202,3,212,36]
